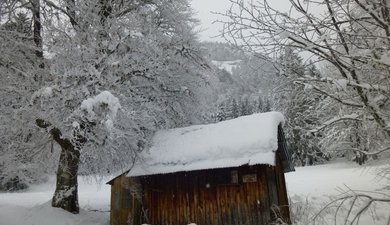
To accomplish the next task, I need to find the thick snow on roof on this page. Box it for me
[127,112,285,176]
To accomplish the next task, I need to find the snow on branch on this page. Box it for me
[353,146,390,157]
[80,91,121,129]
[310,114,361,133]
[298,76,390,94]
[295,81,363,108]
[314,187,390,225]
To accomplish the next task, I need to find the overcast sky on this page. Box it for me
[190,0,292,42]
[190,0,322,63]
[190,0,229,42]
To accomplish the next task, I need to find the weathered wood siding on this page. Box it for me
[268,153,290,223]
[275,154,290,222]
[142,165,270,225]
[110,175,143,225]
[110,161,290,225]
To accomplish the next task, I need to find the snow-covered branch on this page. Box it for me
[220,0,390,141]
[352,146,390,157]
[309,114,362,133]
[298,76,390,95]
[295,81,364,108]
[315,188,390,225]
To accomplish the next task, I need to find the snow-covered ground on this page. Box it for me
[287,160,388,198]
[1,160,389,225]
[286,160,390,225]
[0,177,111,225]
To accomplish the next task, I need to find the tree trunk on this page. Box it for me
[30,0,44,69]
[51,143,80,214]
[36,119,81,214]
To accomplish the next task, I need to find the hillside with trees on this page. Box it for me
[219,0,390,223]
[1,0,389,224]
[203,41,328,166]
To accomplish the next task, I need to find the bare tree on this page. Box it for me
[219,1,390,224]
[220,0,390,160]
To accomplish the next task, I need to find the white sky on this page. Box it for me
[190,0,323,62]
[190,0,229,42]
[190,0,293,42]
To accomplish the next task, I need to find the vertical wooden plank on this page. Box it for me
[246,181,253,225]
[216,184,226,225]
[221,184,225,225]
[186,174,191,225]
[110,178,121,225]
[179,173,187,224]
[204,174,211,225]
[236,179,242,225]
[256,165,263,225]
[188,174,195,224]
[275,154,291,223]
[267,165,279,222]
[119,176,126,225]
[183,173,187,225]
[197,175,203,225]
[192,172,198,224]
[113,165,291,225]
[175,174,180,225]
[226,186,233,225]
[260,165,271,225]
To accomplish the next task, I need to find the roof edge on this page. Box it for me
[106,169,130,185]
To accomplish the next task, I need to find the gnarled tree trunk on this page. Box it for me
[36,119,81,214]
[52,141,80,214]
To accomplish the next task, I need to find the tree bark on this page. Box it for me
[30,0,44,69]
[36,119,81,214]
[52,141,80,214]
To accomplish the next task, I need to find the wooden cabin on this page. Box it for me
[107,112,294,225]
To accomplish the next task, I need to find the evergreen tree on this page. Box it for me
[263,98,271,112]
[230,98,239,119]
[255,96,264,113]
[216,103,227,122]
[239,96,251,116]
[221,0,390,164]
[274,48,325,166]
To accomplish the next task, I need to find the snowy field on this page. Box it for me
[0,160,389,225]
[0,176,111,225]
[286,160,390,225]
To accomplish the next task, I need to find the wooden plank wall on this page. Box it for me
[110,176,144,225]
[110,176,122,225]
[275,154,291,223]
[110,163,291,225]
[140,165,273,225]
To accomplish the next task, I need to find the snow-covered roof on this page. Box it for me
[127,112,286,177]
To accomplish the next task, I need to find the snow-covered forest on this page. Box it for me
[0,0,389,225]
